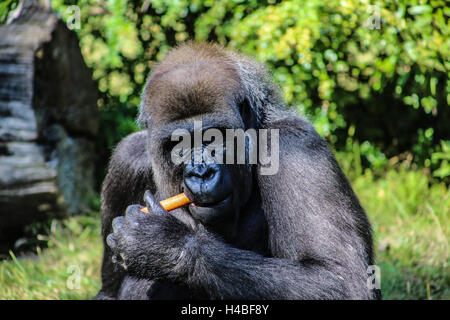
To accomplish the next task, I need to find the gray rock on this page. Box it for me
[0,1,99,246]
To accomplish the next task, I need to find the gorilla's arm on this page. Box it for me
[108,196,347,299]
[254,116,375,299]
[107,116,375,299]
[184,229,348,299]
[96,131,155,299]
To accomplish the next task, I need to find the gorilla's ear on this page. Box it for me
[238,98,258,130]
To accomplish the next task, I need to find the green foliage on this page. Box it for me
[431,140,450,180]
[0,0,19,24]
[226,0,449,168]
[47,0,449,181]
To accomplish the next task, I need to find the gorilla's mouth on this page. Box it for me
[191,194,232,208]
[188,194,234,225]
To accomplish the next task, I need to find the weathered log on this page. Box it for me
[0,1,99,247]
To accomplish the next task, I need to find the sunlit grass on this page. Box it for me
[0,215,102,299]
[353,168,449,299]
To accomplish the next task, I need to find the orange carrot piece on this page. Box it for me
[140,192,191,213]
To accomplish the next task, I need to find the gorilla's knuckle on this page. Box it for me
[112,216,125,232]
[106,233,117,249]
[125,204,140,216]
[125,205,143,221]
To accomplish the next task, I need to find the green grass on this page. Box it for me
[353,168,449,299]
[0,168,448,300]
[0,215,102,299]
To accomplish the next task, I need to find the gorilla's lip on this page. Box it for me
[192,194,232,208]
[189,195,234,224]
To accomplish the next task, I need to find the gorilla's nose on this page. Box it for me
[183,163,230,205]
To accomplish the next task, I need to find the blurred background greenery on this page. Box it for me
[0,0,448,299]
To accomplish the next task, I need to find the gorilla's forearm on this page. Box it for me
[130,225,363,299]
[180,230,354,299]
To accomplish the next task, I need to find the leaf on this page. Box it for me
[408,5,432,15]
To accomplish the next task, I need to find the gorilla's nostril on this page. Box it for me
[186,163,218,181]
[183,163,230,206]
[203,168,216,180]
[191,171,204,179]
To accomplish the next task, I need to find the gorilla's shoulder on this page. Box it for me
[109,131,149,169]
[268,113,324,140]
[265,113,332,158]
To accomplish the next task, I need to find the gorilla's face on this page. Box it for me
[142,57,255,232]
[147,108,254,232]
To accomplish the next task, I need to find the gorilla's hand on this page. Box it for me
[106,190,194,280]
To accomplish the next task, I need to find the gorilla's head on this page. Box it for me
[138,43,256,233]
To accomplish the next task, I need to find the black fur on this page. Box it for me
[95,42,380,300]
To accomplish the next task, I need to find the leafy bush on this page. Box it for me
[432,140,450,181]
[224,0,449,174]
[3,1,448,177]
[46,0,449,180]
[0,0,19,24]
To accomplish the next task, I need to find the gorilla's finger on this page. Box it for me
[112,216,125,233]
[125,204,143,222]
[106,233,117,249]
[144,190,166,215]
[111,253,124,266]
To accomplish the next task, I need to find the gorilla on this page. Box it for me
[95,42,380,300]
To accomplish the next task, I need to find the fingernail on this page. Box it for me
[106,234,116,248]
